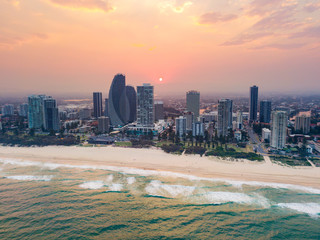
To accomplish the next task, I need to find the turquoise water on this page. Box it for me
[0,158,319,239]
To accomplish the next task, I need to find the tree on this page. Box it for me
[49,129,56,136]
[29,128,35,137]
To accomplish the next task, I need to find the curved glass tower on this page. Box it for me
[108,74,127,126]
[126,86,137,123]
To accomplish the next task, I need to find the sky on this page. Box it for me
[1,0,320,97]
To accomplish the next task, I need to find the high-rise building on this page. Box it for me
[186,90,200,120]
[137,83,154,127]
[183,111,194,131]
[79,108,91,120]
[175,116,187,138]
[271,111,287,149]
[108,74,126,126]
[93,92,103,118]
[192,121,204,137]
[104,99,109,117]
[217,99,233,137]
[98,116,110,133]
[260,100,272,123]
[154,101,164,122]
[294,112,311,134]
[28,95,46,129]
[249,85,258,122]
[19,103,28,117]
[2,104,14,116]
[108,74,131,126]
[125,86,137,123]
[43,97,59,131]
[59,111,67,121]
[236,111,243,129]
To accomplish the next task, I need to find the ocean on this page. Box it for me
[0,158,319,239]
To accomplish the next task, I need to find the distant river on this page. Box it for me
[0,158,319,239]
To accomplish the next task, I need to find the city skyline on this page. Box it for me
[1,0,320,97]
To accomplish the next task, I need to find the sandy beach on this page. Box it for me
[0,145,319,188]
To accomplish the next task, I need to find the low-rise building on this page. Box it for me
[262,128,271,142]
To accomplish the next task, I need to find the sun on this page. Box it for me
[159,77,163,82]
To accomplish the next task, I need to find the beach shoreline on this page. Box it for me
[0,146,319,188]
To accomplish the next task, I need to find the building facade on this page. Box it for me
[262,128,271,142]
[217,99,233,137]
[236,111,243,129]
[104,98,109,117]
[79,108,91,120]
[260,100,272,123]
[175,116,187,138]
[137,84,154,127]
[98,116,110,133]
[271,111,287,149]
[43,97,59,131]
[294,112,311,134]
[19,103,28,117]
[28,95,46,129]
[125,86,137,123]
[186,90,200,120]
[108,74,127,126]
[192,121,204,137]
[2,104,14,116]
[249,85,259,122]
[108,74,137,126]
[183,111,194,131]
[154,101,164,122]
[93,92,103,118]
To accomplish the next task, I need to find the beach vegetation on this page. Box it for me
[185,146,206,156]
[270,156,311,166]
[206,147,264,161]
[160,144,184,154]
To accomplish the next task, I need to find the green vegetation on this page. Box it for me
[308,158,320,167]
[270,156,311,166]
[206,146,263,161]
[0,133,80,146]
[160,144,184,155]
[130,139,154,148]
[185,146,206,156]
[115,141,132,147]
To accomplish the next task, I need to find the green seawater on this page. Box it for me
[0,159,319,239]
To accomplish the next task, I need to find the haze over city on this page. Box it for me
[1,0,320,97]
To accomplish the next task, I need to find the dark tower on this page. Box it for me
[108,74,127,126]
[126,86,137,123]
[249,85,258,122]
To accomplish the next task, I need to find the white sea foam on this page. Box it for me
[5,175,53,181]
[200,191,254,204]
[127,177,136,185]
[1,158,320,194]
[106,175,113,182]
[108,183,123,192]
[145,180,196,198]
[277,203,320,218]
[224,180,320,194]
[79,181,105,190]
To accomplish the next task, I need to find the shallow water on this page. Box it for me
[0,158,319,239]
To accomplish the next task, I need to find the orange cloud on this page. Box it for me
[49,0,113,12]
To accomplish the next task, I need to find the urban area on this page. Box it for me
[1,74,320,167]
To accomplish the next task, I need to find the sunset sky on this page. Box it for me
[1,0,320,97]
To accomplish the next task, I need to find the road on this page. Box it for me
[247,126,267,155]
